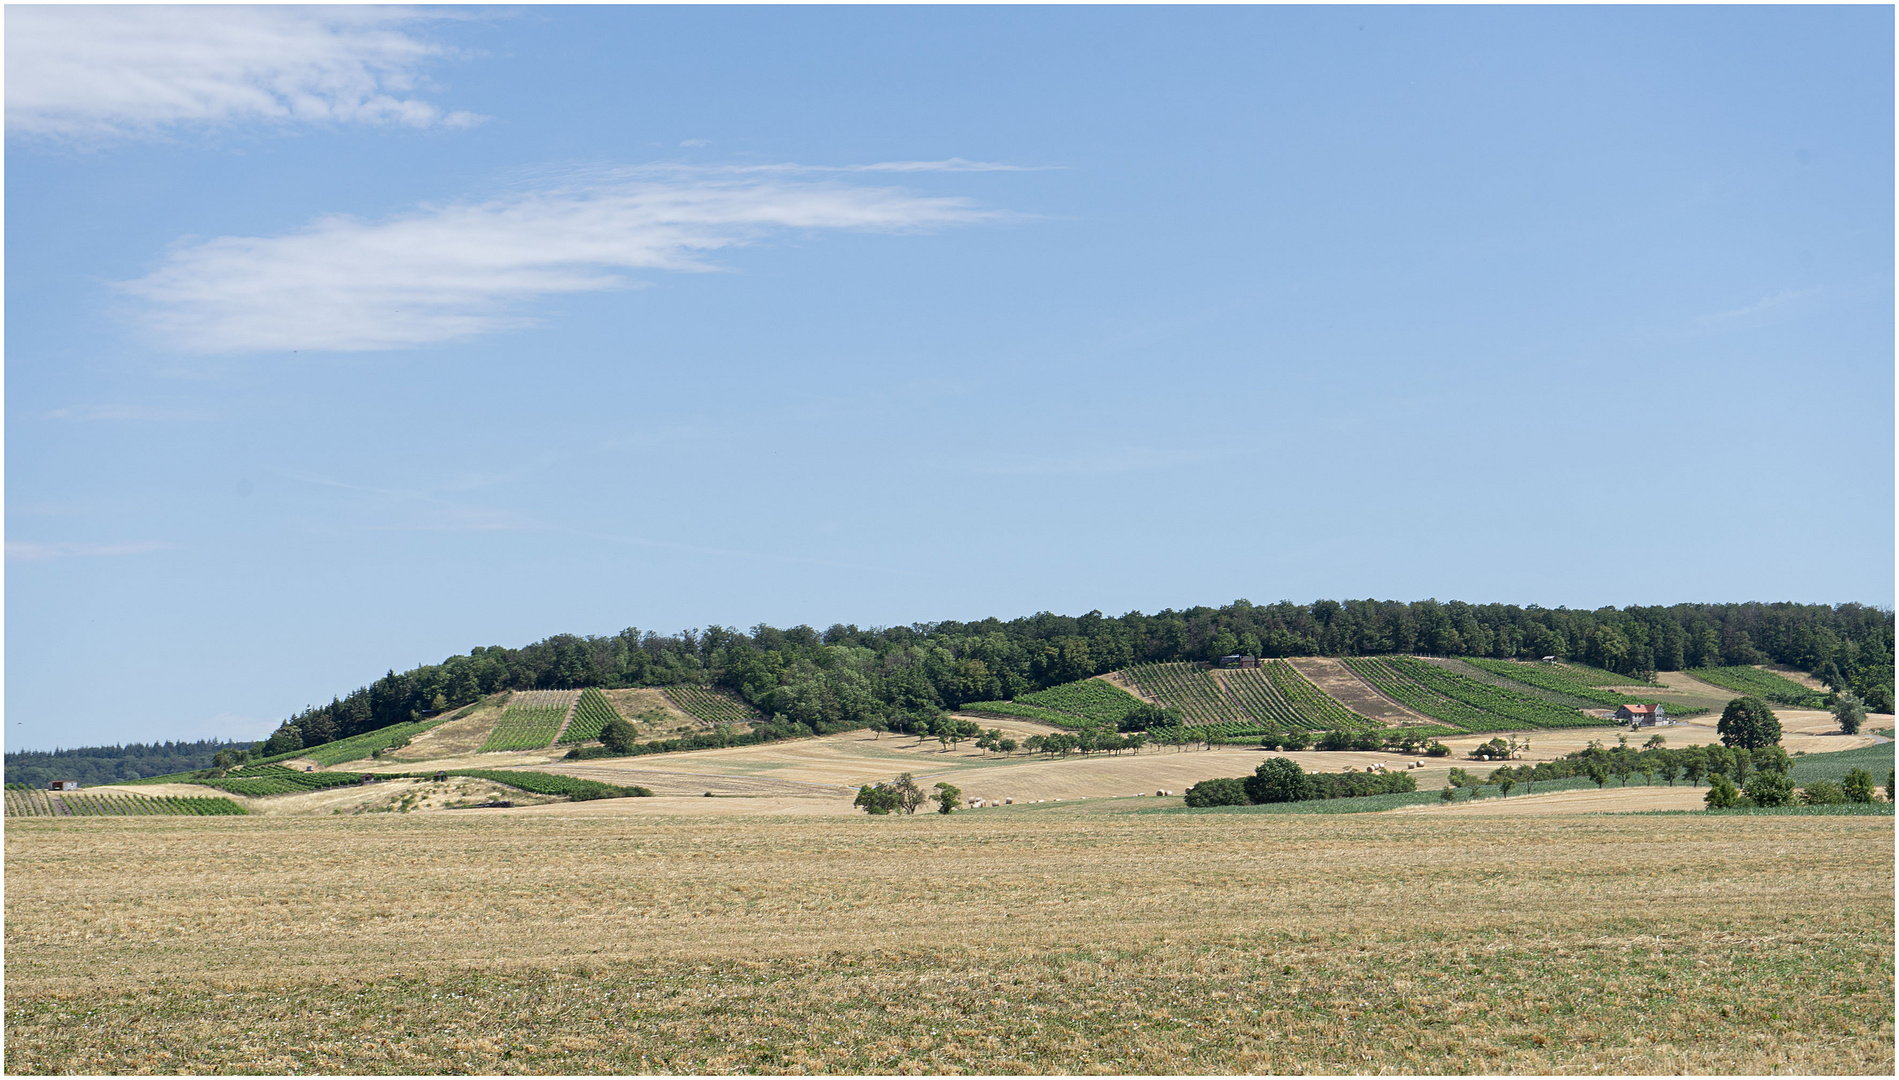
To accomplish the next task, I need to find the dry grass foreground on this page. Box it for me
[6,806,1892,1075]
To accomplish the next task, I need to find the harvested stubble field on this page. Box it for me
[5,807,1891,1075]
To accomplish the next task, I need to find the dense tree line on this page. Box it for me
[1184,757,1419,806]
[3,740,256,788]
[258,599,1895,752]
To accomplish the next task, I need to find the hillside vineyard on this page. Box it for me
[244,600,1890,757]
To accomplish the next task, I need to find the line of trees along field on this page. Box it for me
[255,599,1894,754]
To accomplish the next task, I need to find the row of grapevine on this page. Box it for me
[1460,658,1651,707]
[1260,661,1376,729]
[303,717,444,767]
[506,689,581,711]
[1123,663,1244,724]
[1124,661,1376,732]
[1344,657,1517,731]
[479,707,569,752]
[1014,678,1147,726]
[560,688,624,744]
[663,686,765,726]
[199,764,372,797]
[1687,666,1827,707]
[6,789,246,817]
[1213,668,1309,729]
[1344,657,1600,732]
[433,769,649,800]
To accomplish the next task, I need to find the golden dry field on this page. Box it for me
[5,803,1892,1075]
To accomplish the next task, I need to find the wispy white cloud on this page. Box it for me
[122,165,1011,353]
[6,6,482,140]
[46,403,214,422]
[7,540,174,561]
[1699,286,1823,325]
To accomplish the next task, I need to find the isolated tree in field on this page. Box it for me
[891,773,926,814]
[1842,768,1876,804]
[1704,773,1740,810]
[1717,697,1782,750]
[1438,785,1456,802]
[1498,778,1515,797]
[997,737,1017,755]
[932,782,961,814]
[1586,761,1609,789]
[599,717,639,755]
[1831,692,1866,736]
[853,783,901,815]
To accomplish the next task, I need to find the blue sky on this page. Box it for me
[6,6,1893,750]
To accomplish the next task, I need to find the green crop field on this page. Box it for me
[1789,742,1896,786]
[1689,666,1828,707]
[479,706,569,752]
[560,689,624,744]
[4,788,246,817]
[958,700,1092,727]
[1014,678,1147,726]
[662,686,765,726]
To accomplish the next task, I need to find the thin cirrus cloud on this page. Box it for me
[5,540,174,561]
[5,6,481,139]
[121,165,1015,353]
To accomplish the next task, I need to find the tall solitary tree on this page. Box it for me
[1717,696,1782,750]
[1831,692,1867,736]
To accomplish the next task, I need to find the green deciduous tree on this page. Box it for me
[1183,777,1249,806]
[599,716,639,755]
[932,782,961,814]
[1800,780,1845,806]
[1704,773,1740,810]
[853,783,901,815]
[1243,758,1311,804]
[1717,696,1782,750]
[1831,692,1866,736]
[1744,770,1793,807]
[1842,768,1875,804]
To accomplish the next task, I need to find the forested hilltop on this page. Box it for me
[5,740,257,788]
[259,600,1894,753]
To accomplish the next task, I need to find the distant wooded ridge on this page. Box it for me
[257,600,1893,754]
[4,739,257,788]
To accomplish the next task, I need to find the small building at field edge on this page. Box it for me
[46,780,79,791]
[1615,703,1669,726]
[1216,654,1261,669]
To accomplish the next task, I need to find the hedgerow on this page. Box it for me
[436,770,651,801]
